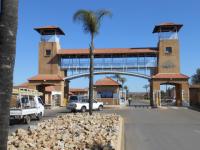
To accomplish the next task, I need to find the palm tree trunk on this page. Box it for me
[122,82,124,98]
[89,34,94,115]
[0,0,18,149]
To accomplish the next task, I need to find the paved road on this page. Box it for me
[103,106,200,150]
[9,105,200,150]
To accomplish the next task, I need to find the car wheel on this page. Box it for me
[24,115,31,124]
[98,105,103,111]
[81,106,86,113]
[36,113,42,120]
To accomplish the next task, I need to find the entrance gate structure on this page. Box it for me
[27,23,189,107]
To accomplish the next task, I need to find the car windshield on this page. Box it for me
[69,96,78,102]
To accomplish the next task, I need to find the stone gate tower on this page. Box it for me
[36,26,64,76]
[150,23,189,107]
[28,26,66,106]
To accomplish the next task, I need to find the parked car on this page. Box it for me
[10,88,44,124]
[67,95,103,112]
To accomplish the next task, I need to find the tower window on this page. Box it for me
[165,47,172,54]
[45,49,52,56]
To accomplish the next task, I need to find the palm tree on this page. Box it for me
[112,74,122,82]
[0,0,18,149]
[120,77,126,98]
[73,9,112,115]
[124,85,129,99]
[143,84,149,99]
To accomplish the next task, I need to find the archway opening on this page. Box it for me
[64,73,150,106]
[160,83,176,106]
[158,82,183,107]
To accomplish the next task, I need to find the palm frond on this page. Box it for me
[73,9,99,35]
[73,9,112,36]
[96,9,112,22]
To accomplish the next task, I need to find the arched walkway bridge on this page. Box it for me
[63,71,151,80]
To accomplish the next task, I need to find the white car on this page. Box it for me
[67,96,103,112]
[10,96,44,124]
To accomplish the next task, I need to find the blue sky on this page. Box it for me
[15,0,200,91]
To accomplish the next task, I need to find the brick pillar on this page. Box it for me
[150,80,160,107]
[181,82,190,106]
[59,81,65,106]
[176,84,182,106]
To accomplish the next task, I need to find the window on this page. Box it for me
[45,49,52,56]
[165,47,172,54]
[98,91,113,98]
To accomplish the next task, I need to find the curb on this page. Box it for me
[117,116,125,150]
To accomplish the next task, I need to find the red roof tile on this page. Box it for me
[28,74,63,81]
[153,22,183,33]
[34,26,65,35]
[57,48,158,55]
[14,82,29,88]
[152,73,189,79]
[95,77,120,86]
[14,82,34,89]
[159,22,181,26]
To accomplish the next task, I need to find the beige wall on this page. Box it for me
[158,39,180,74]
[38,42,64,77]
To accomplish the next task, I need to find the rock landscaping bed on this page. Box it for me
[8,113,122,150]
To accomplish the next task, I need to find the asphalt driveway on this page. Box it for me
[103,106,200,150]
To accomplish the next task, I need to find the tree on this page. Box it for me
[73,9,112,115]
[119,77,126,98]
[191,68,200,84]
[112,74,122,82]
[0,0,18,149]
[124,85,128,99]
[143,84,149,99]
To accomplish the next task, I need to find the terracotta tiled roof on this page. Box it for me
[35,25,59,29]
[28,74,63,81]
[57,48,158,55]
[69,88,88,92]
[45,86,56,92]
[14,82,29,88]
[152,73,189,79]
[34,26,65,35]
[95,77,120,86]
[153,22,183,33]
[159,22,181,26]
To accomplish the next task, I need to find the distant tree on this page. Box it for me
[0,0,18,149]
[124,85,129,99]
[143,84,149,99]
[73,9,112,115]
[119,77,126,98]
[191,68,200,84]
[112,74,122,82]
[143,84,149,93]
